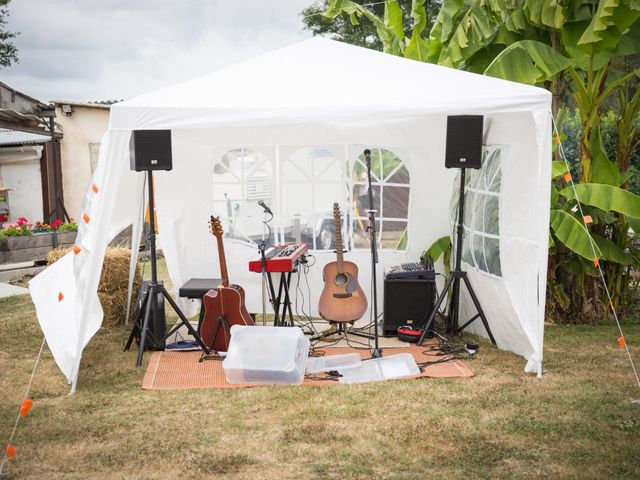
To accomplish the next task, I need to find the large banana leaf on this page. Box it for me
[524,0,565,29]
[590,128,621,185]
[384,0,405,41]
[562,4,640,70]
[591,233,633,265]
[578,0,620,45]
[405,0,429,61]
[552,160,569,179]
[550,209,601,260]
[324,0,404,55]
[430,0,465,42]
[559,183,640,218]
[440,1,500,67]
[423,235,451,262]
[484,40,573,84]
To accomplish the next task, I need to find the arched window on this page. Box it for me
[451,145,503,276]
[280,147,346,251]
[212,148,274,244]
[351,148,410,251]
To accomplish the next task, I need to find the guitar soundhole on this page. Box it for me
[334,273,348,287]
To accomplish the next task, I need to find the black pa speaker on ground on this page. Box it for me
[445,115,483,169]
[382,278,436,336]
[133,280,166,351]
[131,130,173,171]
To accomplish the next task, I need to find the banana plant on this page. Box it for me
[324,0,640,320]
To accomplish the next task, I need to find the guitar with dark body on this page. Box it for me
[318,203,368,323]
[200,216,253,352]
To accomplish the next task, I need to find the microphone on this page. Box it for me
[258,200,273,216]
[363,149,371,165]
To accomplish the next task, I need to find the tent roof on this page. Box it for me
[111,37,550,130]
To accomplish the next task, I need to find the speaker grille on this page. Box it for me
[383,278,435,336]
[445,115,483,169]
[131,130,173,171]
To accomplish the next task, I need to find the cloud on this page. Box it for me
[1,0,312,102]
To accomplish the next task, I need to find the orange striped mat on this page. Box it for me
[142,344,474,390]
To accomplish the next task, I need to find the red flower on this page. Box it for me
[51,219,62,230]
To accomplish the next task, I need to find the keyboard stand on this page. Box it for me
[266,270,295,327]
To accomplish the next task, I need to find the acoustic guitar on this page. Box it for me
[318,203,368,323]
[200,216,254,352]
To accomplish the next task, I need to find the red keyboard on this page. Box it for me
[248,243,308,273]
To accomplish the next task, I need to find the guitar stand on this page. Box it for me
[312,321,375,342]
[198,314,230,361]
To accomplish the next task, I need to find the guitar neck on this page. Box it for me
[335,216,344,274]
[216,235,230,286]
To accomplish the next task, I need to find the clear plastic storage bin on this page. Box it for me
[338,353,420,384]
[305,353,361,374]
[222,325,310,385]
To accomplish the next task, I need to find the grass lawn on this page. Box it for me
[1,292,640,479]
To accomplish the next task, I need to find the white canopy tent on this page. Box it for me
[29,38,551,391]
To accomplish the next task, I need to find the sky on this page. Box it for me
[1,0,314,103]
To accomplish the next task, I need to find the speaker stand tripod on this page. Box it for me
[418,168,496,346]
[125,171,211,366]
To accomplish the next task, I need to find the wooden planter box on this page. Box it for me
[0,231,77,264]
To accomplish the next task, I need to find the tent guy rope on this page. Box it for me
[552,116,640,390]
[0,337,46,475]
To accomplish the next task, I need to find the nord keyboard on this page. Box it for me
[248,243,308,273]
[384,259,435,280]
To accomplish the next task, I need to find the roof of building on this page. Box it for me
[0,129,50,147]
[51,99,121,110]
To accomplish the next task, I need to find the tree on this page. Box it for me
[320,0,640,322]
[0,0,18,68]
[301,0,440,53]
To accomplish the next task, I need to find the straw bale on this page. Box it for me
[47,247,142,328]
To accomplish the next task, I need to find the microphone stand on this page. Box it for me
[259,209,273,326]
[364,149,382,358]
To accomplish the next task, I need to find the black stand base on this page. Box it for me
[312,321,374,342]
[417,270,496,346]
[267,271,295,327]
[125,283,211,367]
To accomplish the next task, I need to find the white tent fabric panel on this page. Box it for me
[27,38,551,390]
[110,38,549,129]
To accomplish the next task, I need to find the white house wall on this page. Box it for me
[0,146,44,222]
[56,105,110,219]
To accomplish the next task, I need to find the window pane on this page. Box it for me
[462,230,473,265]
[353,184,380,217]
[352,218,380,249]
[282,147,345,251]
[213,148,274,245]
[484,237,502,276]
[351,148,409,251]
[473,195,484,233]
[452,145,503,276]
[388,165,410,184]
[382,185,409,219]
[484,196,499,235]
[380,220,407,250]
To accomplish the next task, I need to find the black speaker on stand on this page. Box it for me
[125,130,211,366]
[418,116,496,346]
